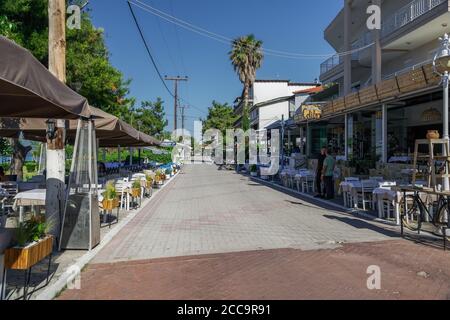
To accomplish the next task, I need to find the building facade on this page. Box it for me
[234,80,319,130]
[301,0,450,166]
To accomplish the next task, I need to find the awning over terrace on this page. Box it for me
[0,107,161,147]
[0,36,92,119]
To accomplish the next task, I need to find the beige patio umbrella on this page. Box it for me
[0,107,161,147]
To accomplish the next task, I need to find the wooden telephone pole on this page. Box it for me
[179,105,188,135]
[46,0,67,241]
[164,76,188,132]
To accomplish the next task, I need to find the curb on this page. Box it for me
[34,171,181,300]
[249,175,398,227]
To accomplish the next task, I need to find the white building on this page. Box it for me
[234,80,319,130]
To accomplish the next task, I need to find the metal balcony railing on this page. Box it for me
[320,0,445,77]
[320,55,343,75]
[320,40,363,75]
[382,0,446,38]
[382,58,433,80]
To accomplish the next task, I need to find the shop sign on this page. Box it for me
[295,104,322,122]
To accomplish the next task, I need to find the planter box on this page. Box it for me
[5,236,53,270]
[102,198,119,211]
[422,63,441,86]
[397,68,427,93]
[344,92,360,110]
[377,78,399,100]
[359,85,378,106]
[321,102,333,117]
[333,97,346,113]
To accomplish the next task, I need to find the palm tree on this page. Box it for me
[229,34,264,130]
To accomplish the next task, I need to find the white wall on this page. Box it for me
[253,82,316,104]
[259,100,290,130]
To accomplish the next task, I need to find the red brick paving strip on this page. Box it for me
[59,239,450,300]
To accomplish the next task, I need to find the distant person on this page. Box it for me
[0,167,6,182]
[314,147,327,198]
[322,148,336,200]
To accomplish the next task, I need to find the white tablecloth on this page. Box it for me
[13,189,46,208]
[389,156,412,163]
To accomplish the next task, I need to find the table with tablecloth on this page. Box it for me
[13,189,46,222]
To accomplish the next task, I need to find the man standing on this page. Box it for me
[314,147,327,198]
[322,148,336,200]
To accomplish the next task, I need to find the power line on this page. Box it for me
[149,0,180,74]
[129,0,374,60]
[127,1,174,98]
[127,0,207,117]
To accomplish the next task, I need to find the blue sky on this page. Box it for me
[88,0,343,133]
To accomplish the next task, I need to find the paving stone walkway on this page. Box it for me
[92,164,392,264]
[58,164,450,300]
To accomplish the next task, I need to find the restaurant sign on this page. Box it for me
[295,104,322,123]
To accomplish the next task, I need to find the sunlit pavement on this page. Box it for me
[58,164,450,300]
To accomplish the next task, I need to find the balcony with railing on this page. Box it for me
[381,0,447,38]
[320,0,447,78]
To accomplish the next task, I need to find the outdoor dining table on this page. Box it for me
[13,189,46,222]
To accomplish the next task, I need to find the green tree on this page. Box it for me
[0,0,137,177]
[229,34,264,131]
[0,138,12,156]
[134,98,168,136]
[203,101,236,135]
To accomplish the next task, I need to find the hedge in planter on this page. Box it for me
[5,215,54,270]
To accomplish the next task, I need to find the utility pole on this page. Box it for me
[164,76,188,132]
[179,105,188,135]
[47,0,66,243]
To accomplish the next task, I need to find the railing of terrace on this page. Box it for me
[320,0,445,77]
[381,0,446,38]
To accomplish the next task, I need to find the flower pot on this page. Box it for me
[131,188,141,198]
[5,236,53,270]
[426,130,440,140]
[102,198,119,211]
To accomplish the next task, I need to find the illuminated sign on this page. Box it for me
[295,105,322,122]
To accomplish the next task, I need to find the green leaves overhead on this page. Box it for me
[203,101,237,134]
[0,0,168,135]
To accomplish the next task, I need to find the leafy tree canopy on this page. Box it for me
[133,98,168,137]
[203,101,237,135]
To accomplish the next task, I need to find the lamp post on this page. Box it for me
[433,33,450,190]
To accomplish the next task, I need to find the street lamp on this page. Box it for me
[433,33,450,190]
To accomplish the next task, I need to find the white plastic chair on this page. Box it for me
[115,182,130,211]
[354,180,377,211]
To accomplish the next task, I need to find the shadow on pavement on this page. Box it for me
[323,215,399,238]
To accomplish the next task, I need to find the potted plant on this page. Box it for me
[155,170,165,186]
[250,164,258,177]
[5,216,54,271]
[102,181,119,211]
[145,174,154,189]
[131,180,142,198]
[165,168,173,178]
